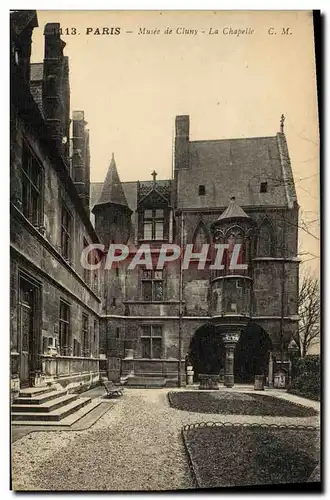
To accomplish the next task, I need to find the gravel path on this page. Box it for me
[11,388,320,491]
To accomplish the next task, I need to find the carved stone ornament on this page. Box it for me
[222,332,240,343]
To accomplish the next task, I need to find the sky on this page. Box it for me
[30,10,320,273]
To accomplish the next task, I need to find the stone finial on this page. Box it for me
[280,114,285,134]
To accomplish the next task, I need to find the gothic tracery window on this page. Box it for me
[257,220,274,257]
[192,220,209,252]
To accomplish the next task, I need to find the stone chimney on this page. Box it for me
[10,10,38,84]
[175,115,190,170]
[72,110,90,213]
[42,23,70,161]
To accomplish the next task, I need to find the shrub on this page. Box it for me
[288,355,320,401]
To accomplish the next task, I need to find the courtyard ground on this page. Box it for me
[11,387,320,491]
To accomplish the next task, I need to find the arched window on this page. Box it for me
[224,226,245,273]
[192,220,210,252]
[257,220,275,257]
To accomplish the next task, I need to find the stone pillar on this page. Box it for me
[186,365,194,385]
[224,346,235,388]
[221,331,240,389]
[124,348,134,360]
[268,351,274,388]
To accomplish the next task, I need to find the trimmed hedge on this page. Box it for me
[288,355,320,401]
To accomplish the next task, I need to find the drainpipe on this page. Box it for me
[280,221,286,364]
[178,210,184,387]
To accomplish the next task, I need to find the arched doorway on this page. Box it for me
[188,323,225,382]
[234,322,272,383]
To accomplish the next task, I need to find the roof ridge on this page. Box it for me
[190,135,277,144]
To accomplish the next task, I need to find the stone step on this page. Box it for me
[14,389,68,405]
[12,393,78,413]
[11,399,102,427]
[18,386,55,398]
[11,397,91,422]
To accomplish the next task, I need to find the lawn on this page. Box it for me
[168,391,318,417]
[183,425,319,488]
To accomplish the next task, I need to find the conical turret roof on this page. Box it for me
[217,196,250,221]
[96,154,129,207]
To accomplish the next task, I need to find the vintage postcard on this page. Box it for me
[10,10,320,492]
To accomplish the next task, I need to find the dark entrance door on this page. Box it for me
[189,324,225,382]
[19,277,38,387]
[234,323,272,383]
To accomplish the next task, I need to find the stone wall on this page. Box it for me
[10,100,102,392]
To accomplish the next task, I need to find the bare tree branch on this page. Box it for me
[294,273,320,357]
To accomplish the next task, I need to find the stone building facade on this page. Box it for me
[90,114,300,388]
[10,11,300,393]
[10,12,101,395]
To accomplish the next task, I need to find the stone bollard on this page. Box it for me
[124,348,134,360]
[186,365,194,385]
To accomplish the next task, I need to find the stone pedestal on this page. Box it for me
[124,348,134,360]
[268,352,274,388]
[186,365,194,385]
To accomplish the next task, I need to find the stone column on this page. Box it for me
[224,345,235,388]
[222,331,240,389]
[268,351,274,388]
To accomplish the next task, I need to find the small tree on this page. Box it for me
[294,274,320,357]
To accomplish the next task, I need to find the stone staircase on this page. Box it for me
[11,386,102,426]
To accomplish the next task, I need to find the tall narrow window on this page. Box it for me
[143,209,164,240]
[21,142,42,225]
[141,269,164,301]
[141,325,162,359]
[257,220,274,257]
[93,320,98,357]
[82,313,89,357]
[192,221,209,252]
[61,203,72,260]
[83,238,90,284]
[59,300,71,355]
[91,247,100,293]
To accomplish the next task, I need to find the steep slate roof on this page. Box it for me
[177,134,297,209]
[94,154,129,208]
[217,196,250,221]
[89,130,297,219]
[90,179,171,213]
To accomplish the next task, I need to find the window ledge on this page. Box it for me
[40,354,101,361]
[131,358,164,361]
[123,300,184,304]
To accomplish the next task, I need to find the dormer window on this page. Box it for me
[143,209,164,240]
[260,182,268,193]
